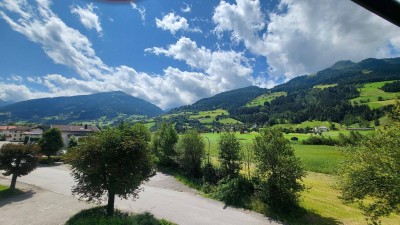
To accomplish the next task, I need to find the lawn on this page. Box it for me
[350,80,400,109]
[66,206,176,225]
[0,184,22,199]
[246,92,287,107]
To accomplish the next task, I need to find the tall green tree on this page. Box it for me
[218,132,241,178]
[177,130,205,178]
[253,129,306,213]
[152,122,179,166]
[65,124,155,217]
[0,143,40,189]
[338,125,400,225]
[39,128,64,159]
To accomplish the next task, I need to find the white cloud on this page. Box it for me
[0,0,109,79]
[71,3,102,36]
[213,0,267,55]
[131,2,146,23]
[156,12,201,34]
[213,0,400,79]
[181,3,191,13]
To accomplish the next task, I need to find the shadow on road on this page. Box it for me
[0,189,36,207]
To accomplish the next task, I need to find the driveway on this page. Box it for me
[5,164,281,225]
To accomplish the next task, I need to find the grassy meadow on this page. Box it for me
[351,80,400,108]
[198,130,400,225]
[313,84,338,89]
[246,92,287,107]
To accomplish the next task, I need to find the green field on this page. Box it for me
[201,132,342,174]
[246,92,287,107]
[188,109,241,125]
[351,80,400,108]
[313,84,338,89]
[272,120,341,130]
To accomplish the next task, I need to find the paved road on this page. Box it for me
[0,178,93,225]
[13,164,281,225]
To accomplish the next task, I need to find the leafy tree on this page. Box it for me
[68,136,78,149]
[0,143,40,189]
[176,130,205,178]
[388,99,400,122]
[218,132,241,178]
[338,125,400,224]
[39,128,64,159]
[151,122,179,166]
[253,129,306,213]
[65,124,155,216]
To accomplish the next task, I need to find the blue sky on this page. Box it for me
[0,0,399,109]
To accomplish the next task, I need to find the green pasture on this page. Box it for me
[201,132,343,174]
[246,92,287,107]
[313,84,338,89]
[272,120,342,130]
[351,80,400,108]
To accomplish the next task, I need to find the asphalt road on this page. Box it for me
[14,164,281,225]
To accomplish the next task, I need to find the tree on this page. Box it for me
[338,125,400,224]
[176,130,205,178]
[68,136,78,149]
[218,132,241,178]
[65,124,155,217]
[253,129,306,213]
[0,143,40,189]
[388,99,400,122]
[39,128,64,159]
[151,122,179,166]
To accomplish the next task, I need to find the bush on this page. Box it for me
[302,135,338,146]
[66,206,175,225]
[202,163,222,185]
[213,175,255,208]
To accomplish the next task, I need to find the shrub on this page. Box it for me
[213,175,255,208]
[302,135,338,146]
[202,163,222,185]
[176,130,205,178]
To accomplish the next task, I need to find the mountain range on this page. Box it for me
[0,91,163,124]
[1,57,399,125]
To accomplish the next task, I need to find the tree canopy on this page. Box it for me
[177,130,205,178]
[151,122,179,166]
[218,132,241,178]
[338,125,400,224]
[65,124,155,216]
[39,128,64,159]
[253,129,306,213]
[0,143,40,189]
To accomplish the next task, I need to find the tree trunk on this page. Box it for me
[106,191,115,217]
[10,173,17,189]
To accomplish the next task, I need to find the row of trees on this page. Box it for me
[152,122,306,213]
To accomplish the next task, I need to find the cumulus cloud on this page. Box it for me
[0,1,258,109]
[156,12,201,34]
[213,0,400,79]
[71,3,102,35]
[0,0,109,80]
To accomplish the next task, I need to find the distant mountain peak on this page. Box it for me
[330,60,355,69]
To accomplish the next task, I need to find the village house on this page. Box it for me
[51,124,100,147]
[0,126,43,142]
[313,126,329,133]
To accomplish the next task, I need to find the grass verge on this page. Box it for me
[66,206,176,225]
[0,184,22,200]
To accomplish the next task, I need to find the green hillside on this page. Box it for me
[351,80,400,108]
[0,91,164,125]
[245,92,287,107]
